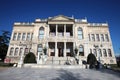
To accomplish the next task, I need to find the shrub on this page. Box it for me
[87,53,97,68]
[0,62,14,67]
[117,61,120,67]
[24,52,37,63]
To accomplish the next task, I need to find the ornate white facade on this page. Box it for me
[5,15,116,65]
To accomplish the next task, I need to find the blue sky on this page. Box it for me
[0,0,120,55]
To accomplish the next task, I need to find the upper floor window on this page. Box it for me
[22,33,26,40]
[78,28,83,40]
[88,34,91,41]
[108,49,112,57]
[105,34,109,42]
[79,45,84,56]
[101,34,104,41]
[13,33,17,40]
[31,33,33,40]
[27,33,30,40]
[17,33,21,40]
[9,47,14,56]
[39,27,44,39]
[103,49,107,57]
[96,34,100,41]
[91,34,95,41]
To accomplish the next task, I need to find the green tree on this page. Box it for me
[0,31,10,61]
[24,52,37,63]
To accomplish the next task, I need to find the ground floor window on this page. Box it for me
[79,45,84,56]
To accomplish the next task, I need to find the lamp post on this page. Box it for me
[17,42,27,68]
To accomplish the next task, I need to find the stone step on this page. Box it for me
[23,64,86,69]
[45,57,77,65]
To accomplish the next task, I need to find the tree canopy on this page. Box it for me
[0,30,10,61]
[24,52,37,63]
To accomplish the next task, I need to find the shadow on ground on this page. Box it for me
[52,69,91,80]
[97,69,120,78]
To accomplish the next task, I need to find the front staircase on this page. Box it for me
[23,57,86,69]
[44,57,77,65]
[23,64,86,69]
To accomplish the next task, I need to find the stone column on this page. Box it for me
[64,42,66,57]
[37,52,40,63]
[55,42,58,57]
[12,47,15,56]
[73,24,74,38]
[64,24,66,37]
[73,42,75,55]
[48,25,50,38]
[16,33,18,40]
[47,42,49,56]
[56,24,58,37]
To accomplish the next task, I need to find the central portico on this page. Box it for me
[36,15,78,64]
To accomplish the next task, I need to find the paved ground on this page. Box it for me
[0,67,120,80]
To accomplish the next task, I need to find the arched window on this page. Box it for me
[108,49,112,57]
[10,47,14,56]
[79,45,84,56]
[14,48,19,56]
[78,28,83,40]
[103,49,107,57]
[39,27,44,39]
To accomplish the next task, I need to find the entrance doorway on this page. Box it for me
[58,42,64,57]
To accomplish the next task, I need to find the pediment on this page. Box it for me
[48,15,74,21]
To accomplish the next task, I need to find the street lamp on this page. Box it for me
[17,42,27,68]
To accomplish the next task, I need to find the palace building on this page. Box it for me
[5,15,116,65]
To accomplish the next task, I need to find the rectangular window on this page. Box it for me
[103,49,107,57]
[31,33,33,40]
[15,48,19,56]
[101,34,104,41]
[17,33,21,40]
[22,33,26,40]
[10,48,14,56]
[91,34,95,41]
[88,34,91,41]
[13,33,17,40]
[27,33,30,40]
[105,34,109,42]
[98,49,102,57]
[93,49,97,57]
[96,34,100,41]
[19,48,23,56]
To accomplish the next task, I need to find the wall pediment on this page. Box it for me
[48,15,74,22]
